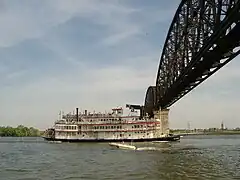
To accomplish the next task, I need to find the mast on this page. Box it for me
[76,108,79,123]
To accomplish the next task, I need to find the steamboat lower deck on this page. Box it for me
[43,135,180,142]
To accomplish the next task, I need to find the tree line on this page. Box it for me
[0,125,41,137]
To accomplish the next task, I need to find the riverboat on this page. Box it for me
[43,106,180,142]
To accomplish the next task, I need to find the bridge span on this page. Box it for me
[127,0,240,133]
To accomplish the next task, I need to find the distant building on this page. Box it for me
[221,121,224,130]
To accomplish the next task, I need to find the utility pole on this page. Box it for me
[187,121,191,132]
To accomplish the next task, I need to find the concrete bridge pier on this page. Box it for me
[154,109,170,135]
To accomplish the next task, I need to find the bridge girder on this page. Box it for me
[144,86,158,117]
[154,0,240,109]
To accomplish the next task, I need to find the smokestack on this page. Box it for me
[85,110,87,116]
[76,108,79,122]
[140,106,143,119]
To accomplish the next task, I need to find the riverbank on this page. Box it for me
[0,125,41,137]
[173,130,240,136]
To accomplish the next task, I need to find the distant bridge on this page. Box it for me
[137,0,240,117]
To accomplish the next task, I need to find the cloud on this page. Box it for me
[0,54,158,129]
[0,0,139,47]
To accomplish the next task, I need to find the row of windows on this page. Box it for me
[132,125,144,128]
[135,131,147,134]
[55,124,147,130]
[56,131,149,136]
[56,132,77,136]
[56,132,151,138]
[55,126,77,130]
[97,118,140,122]
[94,126,122,129]
[64,118,123,122]
[99,118,121,122]
[92,125,145,129]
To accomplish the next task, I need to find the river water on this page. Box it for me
[0,135,240,180]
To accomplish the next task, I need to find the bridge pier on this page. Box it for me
[154,109,170,135]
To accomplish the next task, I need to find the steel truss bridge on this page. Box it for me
[127,0,240,118]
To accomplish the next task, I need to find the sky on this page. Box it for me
[0,0,240,130]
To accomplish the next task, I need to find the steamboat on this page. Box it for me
[43,105,180,142]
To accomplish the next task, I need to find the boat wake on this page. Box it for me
[48,141,62,144]
[109,142,171,151]
[136,147,171,151]
[136,147,158,151]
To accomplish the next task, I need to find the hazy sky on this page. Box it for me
[1,0,240,130]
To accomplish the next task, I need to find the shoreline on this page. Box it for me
[174,131,240,136]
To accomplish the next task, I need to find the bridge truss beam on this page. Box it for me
[155,0,240,109]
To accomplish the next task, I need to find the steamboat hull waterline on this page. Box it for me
[43,106,180,142]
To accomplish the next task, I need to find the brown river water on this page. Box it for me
[0,135,240,180]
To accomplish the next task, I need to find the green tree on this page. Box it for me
[0,125,40,137]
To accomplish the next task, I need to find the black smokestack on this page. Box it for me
[76,108,79,122]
